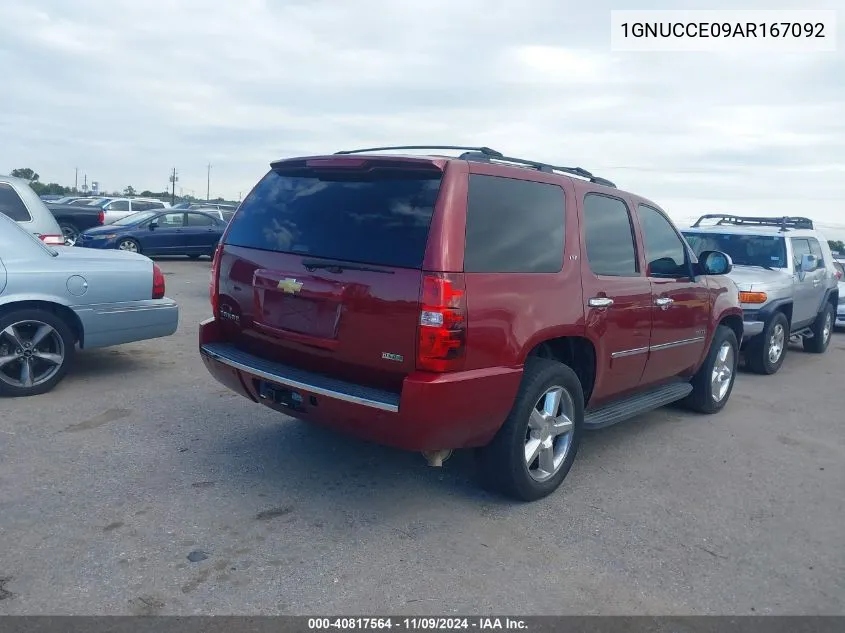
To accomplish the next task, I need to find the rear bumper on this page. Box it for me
[198,318,522,451]
[836,307,845,327]
[75,298,179,348]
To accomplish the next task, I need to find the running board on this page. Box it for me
[584,382,693,430]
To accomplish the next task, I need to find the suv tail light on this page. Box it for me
[98,210,105,224]
[39,234,65,245]
[417,272,467,372]
[836,270,843,281]
[209,243,223,315]
[152,263,165,299]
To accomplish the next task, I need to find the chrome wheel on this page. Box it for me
[61,225,79,246]
[768,323,785,364]
[822,312,832,346]
[524,386,575,483]
[0,321,65,389]
[711,341,734,402]
[118,240,138,252]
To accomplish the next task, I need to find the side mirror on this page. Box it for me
[799,253,817,272]
[148,220,158,230]
[699,250,733,276]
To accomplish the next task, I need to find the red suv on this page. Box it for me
[200,145,743,501]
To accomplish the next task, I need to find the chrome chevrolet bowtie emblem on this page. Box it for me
[277,278,303,294]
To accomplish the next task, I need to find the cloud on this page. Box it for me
[1,0,843,237]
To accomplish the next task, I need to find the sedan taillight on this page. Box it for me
[39,234,66,245]
[152,264,166,299]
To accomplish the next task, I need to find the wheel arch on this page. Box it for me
[0,298,84,347]
[525,336,596,406]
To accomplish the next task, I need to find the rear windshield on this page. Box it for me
[224,168,442,269]
[683,231,788,269]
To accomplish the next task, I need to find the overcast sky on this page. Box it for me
[2,0,843,236]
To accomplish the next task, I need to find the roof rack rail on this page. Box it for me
[334,145,504,157]
[457,151,616,188]
[692,214,814,231]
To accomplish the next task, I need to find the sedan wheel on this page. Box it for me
[60,224,79,246]
[0,318,68,395]
[118,239,139,253]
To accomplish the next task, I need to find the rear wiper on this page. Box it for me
[302,259,395,274]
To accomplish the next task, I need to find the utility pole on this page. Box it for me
[169,167,178,205]
[206,163,211,202]
[74,167,78,193]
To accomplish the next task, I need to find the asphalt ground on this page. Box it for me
[1,258,843,615]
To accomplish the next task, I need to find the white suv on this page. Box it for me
[96,198,170,224]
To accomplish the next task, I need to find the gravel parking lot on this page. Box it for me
[1,258,843,616]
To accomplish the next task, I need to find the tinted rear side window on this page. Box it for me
[464,175,564,273]
[0,183,32,222]
[583,193,639,276]
[225,168,442,269]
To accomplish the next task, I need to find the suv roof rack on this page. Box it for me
[457,151,616,188]
[691,214,814,231]
[332,145,616,188]
[335,145,505,157]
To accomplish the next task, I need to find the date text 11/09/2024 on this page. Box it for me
[308,618,528,630]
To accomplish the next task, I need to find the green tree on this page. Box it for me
[123,185,136,196]
[10,168,39,183]
[30,182,70,196]
[828,240,844,253]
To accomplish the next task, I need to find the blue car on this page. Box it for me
[76,209,226,258]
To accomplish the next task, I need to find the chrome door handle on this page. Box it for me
[655,297,674,308]
[588,297,614,308]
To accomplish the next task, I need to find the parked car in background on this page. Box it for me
[87,198,170,225]
[76,209,227,258]
[43,201,106,246]
[47,196,84,205]
[189,207,235,223]
[200,144,742,502]
[683,215,839,375]
[833,260,845,328]
[39,194,63,202]
[171,202,237,211]
[0,213,179,397]
[0,175,65,245]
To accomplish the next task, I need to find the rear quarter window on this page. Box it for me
[0,183,32,222]
[224,168,442,269]
[464,174,565,273]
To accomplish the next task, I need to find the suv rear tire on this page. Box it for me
[477,357,583,502]
[682,325,738,414]
[746,312,789,375]
[803,303,834,354]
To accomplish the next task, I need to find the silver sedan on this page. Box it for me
[0,213,179,397]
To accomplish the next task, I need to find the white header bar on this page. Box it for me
[611,10,837,52]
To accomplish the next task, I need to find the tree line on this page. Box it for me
[9,167,228,204]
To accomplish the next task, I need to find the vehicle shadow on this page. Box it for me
[61,347,164,384]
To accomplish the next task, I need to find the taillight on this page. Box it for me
[209,243,223,315]
[836,270,843,281]
[98,210,105,224]
[152,263,165,299]
[417,272,467,372]
[39,234,65,245]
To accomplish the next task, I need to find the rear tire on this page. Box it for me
[746,311,789,375]
[0,308,75,397]
[477,357,583,502]
[803,303,834,354]
[59,222,80,246]
[681,325,738,414]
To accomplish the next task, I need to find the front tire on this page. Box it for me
[803,303,834,354]
[117,238,141,254]
[0,308,76,397]
[681,325,738,414]
[746,311,789,375]
[477,357,583,502]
